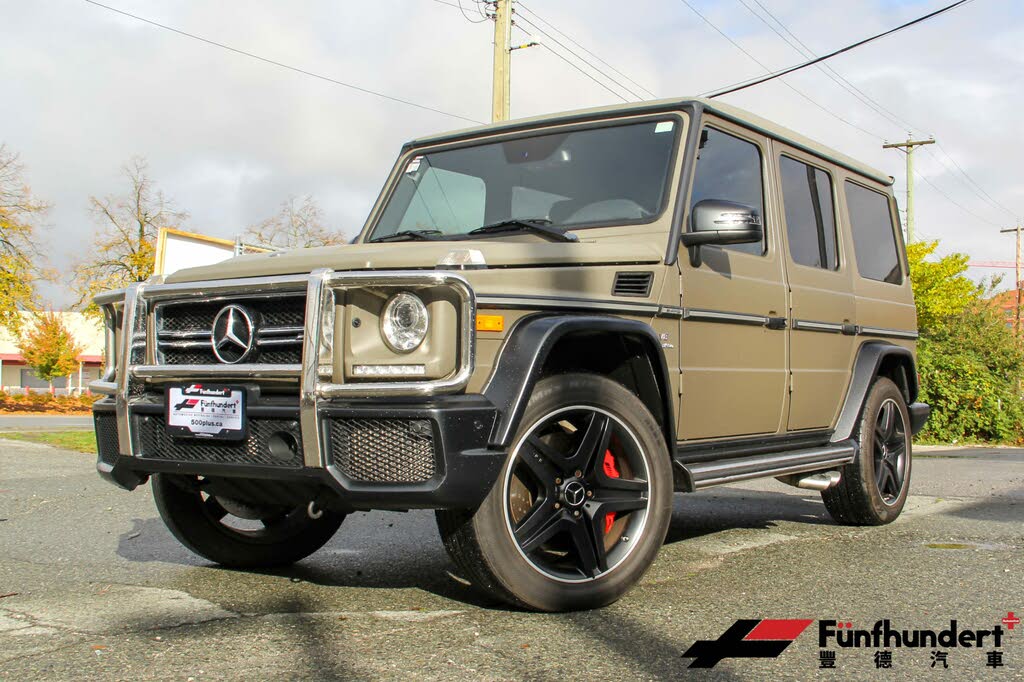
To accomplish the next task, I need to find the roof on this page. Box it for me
[406,97,893,186]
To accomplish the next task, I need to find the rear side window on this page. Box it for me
[690,127,765,256]
[780,156,837,270]
[846,181,902,284]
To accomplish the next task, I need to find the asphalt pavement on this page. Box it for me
[0,440,1021,681]
[0,416,92,432]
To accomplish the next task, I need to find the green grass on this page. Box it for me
[1,430,97,454]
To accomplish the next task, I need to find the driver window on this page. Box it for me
[689,127,766,256]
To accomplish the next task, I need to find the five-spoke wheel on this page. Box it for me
[505,406,651,582]
[437,373,672,611]
[872,398,908,505]
[823,377,912,525]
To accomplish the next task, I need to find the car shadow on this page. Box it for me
[666,486,834,544]
[118,486,833,609]
[116,511,500,608]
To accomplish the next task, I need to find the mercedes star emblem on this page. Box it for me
[563,480,587,508]
[211,304,255,364]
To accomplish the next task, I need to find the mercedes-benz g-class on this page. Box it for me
[91,98,929,611]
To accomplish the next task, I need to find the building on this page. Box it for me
[0,312,104,393]
[989,289,1022,330]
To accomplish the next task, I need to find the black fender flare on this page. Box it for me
[831,341,920,442]
[481,314,676,450]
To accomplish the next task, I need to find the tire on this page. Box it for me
[437,373,673,611]
[152,474,345,568]
[822,377,912,525]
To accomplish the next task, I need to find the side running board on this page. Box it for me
[683,441,857,490]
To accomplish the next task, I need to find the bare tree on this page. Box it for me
[245,195,347,249]
[73,157,187,309]
[0,144,48,333]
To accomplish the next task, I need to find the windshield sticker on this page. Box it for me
[655,121,674,134]
[405,156,423,174]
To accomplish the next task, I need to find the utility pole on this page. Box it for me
[491,0,513,123]
[489,0,537,123]
[882,135,935,242]
[1000,223,1023,335]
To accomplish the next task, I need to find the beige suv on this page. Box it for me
[91,98,929,611]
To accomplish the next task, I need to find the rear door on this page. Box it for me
[678,120,788,440]
[775,146,856,431]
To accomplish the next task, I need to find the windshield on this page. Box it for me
[367,118,680,241]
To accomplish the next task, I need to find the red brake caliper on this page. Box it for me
[602,450,620,533]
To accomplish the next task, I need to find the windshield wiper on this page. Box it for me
[467,218,578,242]
[370,229,444,243]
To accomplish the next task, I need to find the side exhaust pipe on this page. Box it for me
[776,470,842,491]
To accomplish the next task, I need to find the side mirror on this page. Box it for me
[681,199,763,247]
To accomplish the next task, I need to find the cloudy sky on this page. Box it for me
[2,0,1021,306]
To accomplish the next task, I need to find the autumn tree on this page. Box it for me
[0,144,48,333]
[73,157,187,310]
[18,312,83,392]
[245,195,346,249]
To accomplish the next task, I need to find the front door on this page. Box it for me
[678,121,788,441]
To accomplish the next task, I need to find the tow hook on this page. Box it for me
[307,501,323,520]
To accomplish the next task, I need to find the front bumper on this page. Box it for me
[909,402,930,436]
[93,394,504,510]
[89,269,503,511]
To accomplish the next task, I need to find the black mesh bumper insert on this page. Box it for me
[329,418,438,484]
[94,412,120,466]
[137,416,304,468]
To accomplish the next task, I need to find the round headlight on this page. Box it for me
[381,292,429,353]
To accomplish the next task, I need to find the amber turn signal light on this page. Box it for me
[476,314,504,332]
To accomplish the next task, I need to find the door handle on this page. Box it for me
[765,316,788,330]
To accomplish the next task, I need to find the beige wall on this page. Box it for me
[0,311,104,356]
[0,312,104,392]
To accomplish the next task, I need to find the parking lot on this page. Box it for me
[1,439,1020,680]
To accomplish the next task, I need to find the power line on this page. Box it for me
[431,0,491,23]
[915,169,1002,228]
[513,14,645,101]
[516,3,659,99]
[705,0,975,98]
[518,28,630,103]
[734,0,1020,221]
[676,0,887,141]
[735,0,919,135]
[83,0,485,124]
[433,0,637,103]
[931,144,1020,219]
[457,0,490,23]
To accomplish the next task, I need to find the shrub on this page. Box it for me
[909,240,1024,444]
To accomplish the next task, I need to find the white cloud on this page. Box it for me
[2,0,1020,304]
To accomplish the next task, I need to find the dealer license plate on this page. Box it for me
[166,384,246,440]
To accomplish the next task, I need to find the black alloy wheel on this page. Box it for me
[505,406,651,582]
[436,373,673,611]
[872,397,908,505]
[821,377,912,526]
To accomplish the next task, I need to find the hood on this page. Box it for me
[163,239,665,284]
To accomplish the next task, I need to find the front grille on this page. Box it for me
[329,418,437,483]
[137,416,304,468]
[94,413,120,465]
[155,296,306,365]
